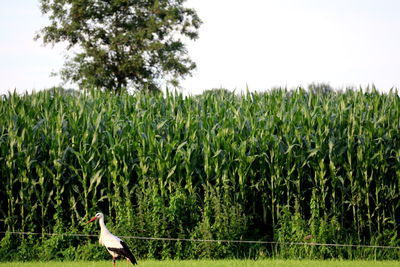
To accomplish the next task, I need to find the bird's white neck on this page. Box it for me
[99,216,112,235]
[98,216,114,246]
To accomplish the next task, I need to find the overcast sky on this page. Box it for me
[1,0,400,96]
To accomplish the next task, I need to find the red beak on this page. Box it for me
[87,216,97,224]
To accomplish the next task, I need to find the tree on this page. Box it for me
[36,0,201,93]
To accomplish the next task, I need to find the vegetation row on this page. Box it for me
[0,87,399,261]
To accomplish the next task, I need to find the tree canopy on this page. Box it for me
[36,0,201,93]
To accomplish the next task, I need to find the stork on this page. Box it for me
[87,212,137,266]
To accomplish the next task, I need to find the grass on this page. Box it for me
[0,260,399,267]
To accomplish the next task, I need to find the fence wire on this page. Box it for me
[1,231,399,250]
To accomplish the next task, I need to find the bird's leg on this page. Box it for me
[126,258,129,267]
[112,257,116,267]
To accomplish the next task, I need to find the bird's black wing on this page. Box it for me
[107,241,137,265]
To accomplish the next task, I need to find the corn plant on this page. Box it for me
[0,87,399,261]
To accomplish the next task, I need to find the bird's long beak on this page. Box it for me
[87,216,97,224]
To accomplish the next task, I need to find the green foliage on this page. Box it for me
[0,87,399,261]
[35,0,201,93]
[1,260,400,267]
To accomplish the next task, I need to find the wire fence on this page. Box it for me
[1,231,399,250]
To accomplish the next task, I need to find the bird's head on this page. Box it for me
[87,212,104,224]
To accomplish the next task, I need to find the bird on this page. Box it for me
[87,212,138,266]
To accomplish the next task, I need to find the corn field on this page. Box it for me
[0,87,399,261]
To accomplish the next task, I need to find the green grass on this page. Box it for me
[0,260,399,267]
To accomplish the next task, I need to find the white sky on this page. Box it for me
[1,0,400,96]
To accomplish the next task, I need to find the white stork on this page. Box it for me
[87,212,138,266]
